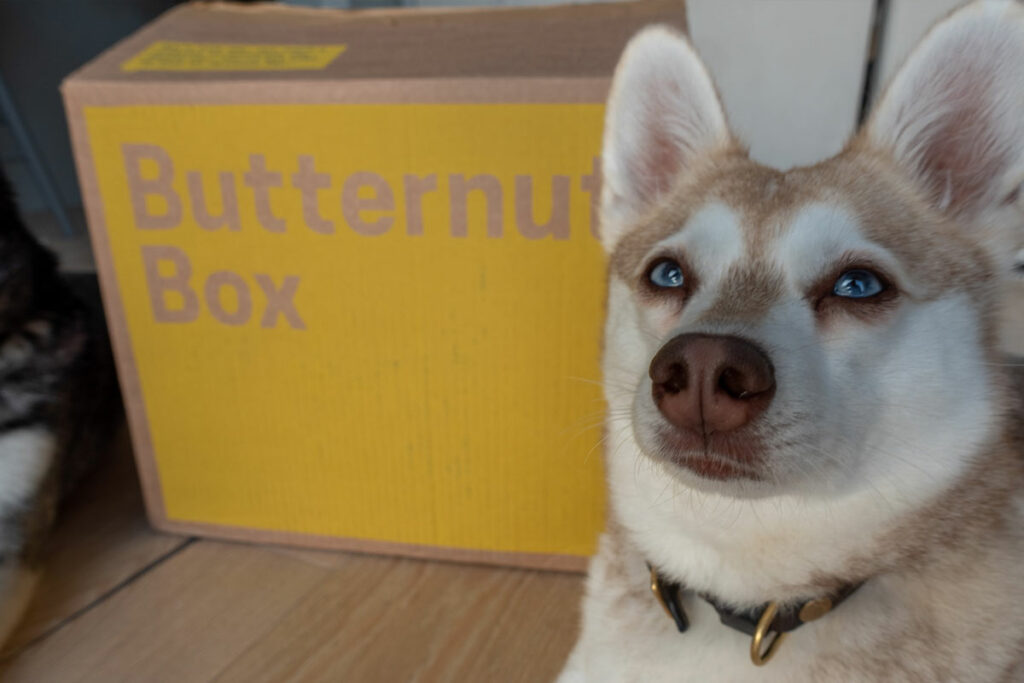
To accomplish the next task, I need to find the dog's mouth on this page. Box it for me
[653,425,767,482]
[669,453,761,481]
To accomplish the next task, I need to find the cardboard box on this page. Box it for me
[62,0,687,571]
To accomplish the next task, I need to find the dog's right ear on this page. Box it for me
[862,0,1024,258]
[600,26,731,253]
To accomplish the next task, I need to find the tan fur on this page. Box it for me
[613,149,996,302]
[572,400,1024,681]
[565,6,1024,681]
[701,260,786,324]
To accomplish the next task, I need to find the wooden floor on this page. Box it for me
[0,431,583,682]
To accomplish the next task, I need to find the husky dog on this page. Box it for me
[0,172,114,646]
[560,1,1024,681]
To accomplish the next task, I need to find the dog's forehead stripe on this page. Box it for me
[609,154,805,281]
[773,203,878,287]
[674,202,745,277]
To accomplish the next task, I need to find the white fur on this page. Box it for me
[0,429,54,510]
[0,429,56,649]
[627,203,745,340]
[773,204,917,298]
[563,3,1024,680]
[666,203,744,285]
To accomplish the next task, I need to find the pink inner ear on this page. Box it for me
[637,125,686,203]
[913,65,1008,212]
[630,82,689,206]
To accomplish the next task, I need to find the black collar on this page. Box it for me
[648,565,864,666]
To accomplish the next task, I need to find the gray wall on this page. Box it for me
[0,0,180,212]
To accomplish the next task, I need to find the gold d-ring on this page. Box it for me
[750,601,788,666]
[649,567,673,619]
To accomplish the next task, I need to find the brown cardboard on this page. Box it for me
[62,0,687,572]
[70,0,687,83]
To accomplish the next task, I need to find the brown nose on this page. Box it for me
[649,334,775,435]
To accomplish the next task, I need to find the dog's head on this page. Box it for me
[602,1,1024,500]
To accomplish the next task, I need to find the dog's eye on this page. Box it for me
[832,269,884,298]
[649,260,685,288]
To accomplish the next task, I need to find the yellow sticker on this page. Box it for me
[121,41,346,72]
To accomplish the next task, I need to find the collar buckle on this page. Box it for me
[647,563,861,667]
[648,566,690,633]
[750,601,787,666]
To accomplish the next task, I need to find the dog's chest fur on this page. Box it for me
[568,416,1024,681]
[571,509,1024,682]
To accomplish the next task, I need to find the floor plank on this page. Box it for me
[3,538,582,683]
[212,555,582,683]
[1,541,330,683]
[1,428,187,657]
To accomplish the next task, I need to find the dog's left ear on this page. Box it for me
[863,0,1024,237]
[599,26,732,253]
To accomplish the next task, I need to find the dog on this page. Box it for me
[559,1,1024,680]
[0,171,117,647]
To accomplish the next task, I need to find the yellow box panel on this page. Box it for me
[85,103,607,557]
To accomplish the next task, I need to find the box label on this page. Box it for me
[121,41,346,72]
[86,103,607,557]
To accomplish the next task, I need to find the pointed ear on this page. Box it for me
[600,26,732,253]
[864,0,1024,223]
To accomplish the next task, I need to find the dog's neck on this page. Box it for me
[607,412,1021,608]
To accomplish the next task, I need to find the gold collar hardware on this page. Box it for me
[750,601,786,666]
[650,566,671,617]
[649,566,690,632]
[646,564,862,667]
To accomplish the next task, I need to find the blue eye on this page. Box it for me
[833,269,884,298]
[649,260,685,288]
